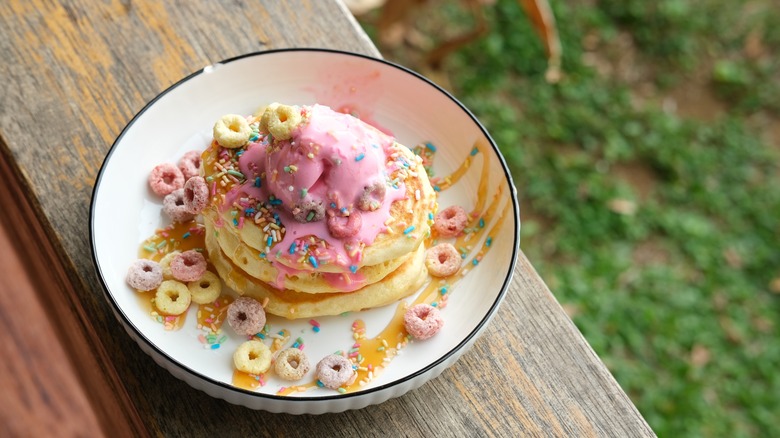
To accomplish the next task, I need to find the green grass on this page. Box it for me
[361,0,780,436]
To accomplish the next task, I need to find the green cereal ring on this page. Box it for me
[187,271,222,304]
[233,340,272,375]
[154,280,191,315]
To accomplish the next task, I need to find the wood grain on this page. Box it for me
[0,0,654,436]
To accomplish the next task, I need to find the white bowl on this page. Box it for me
[91,49,520,414]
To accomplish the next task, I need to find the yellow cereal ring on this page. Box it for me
[274,348,310,381]
[154,280,191,315]
[233,340,272,375]
[187,271,222,304]
[159,251,180,280]
[261,104,301,141]
[258,102,279,132]
[213,114,251,148]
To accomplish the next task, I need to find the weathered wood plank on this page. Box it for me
[0,0,653,436]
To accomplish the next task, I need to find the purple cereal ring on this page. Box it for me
[292,200,325,223]
[227,297,266,336]
[149,163,185,196]
[316,354,356,389]
[183,176,208,214]
[169,250,207,282]
[425,243,460,277]
[178,150,202,180]
[404,303,444,340]
[126,259,163,291]
[433,205,469,237]
[357,180,386,211]
[327,210,362,238]
[163,189,195,223]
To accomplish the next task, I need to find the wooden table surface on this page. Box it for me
[0,1,654,436]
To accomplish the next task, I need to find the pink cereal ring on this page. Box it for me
[357,180,386,211]
[404,303,444,340]
[183,176,208,214]
[178,150,202,180]
[126,259,163,291]
[148,163,185,196]
[316,354,356,389]
[425,243,460,277]
[169,250,207,282]
[163,189,195,223]
[227,297,266,336]
[327,210,362,238]
[433,205,469,237]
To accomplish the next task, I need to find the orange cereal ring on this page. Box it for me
[274,348,310,381]
[425,243,460,277]
[169,250,207,282]
[433,205,468,237]
[149,163,184,196]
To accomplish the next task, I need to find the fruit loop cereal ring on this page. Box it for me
[433,205,469,237]
[148,163,184,196]
[316,354,356,389]
[178,150,202,180]
[163,189,195,223]
[262,104,301,141]
[292,200,325,223]
[154,280,191,315]
[213,114,251,149]
[404,303,444,340]
[126,259,163,291]
[327,210,362,238]
[274,348,310,381]
[425,243,461,277]
[258,103,279,132]
[227,297,266,336]
[357,180,386,211]
[233,340,272,375]
[183,176,208,214]
[169,250,207,282]
[187,271,222,304]
[159,251,180,280]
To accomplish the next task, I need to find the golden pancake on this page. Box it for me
[206,232,427,319]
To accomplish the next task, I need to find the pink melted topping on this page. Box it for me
[222,105,408,285]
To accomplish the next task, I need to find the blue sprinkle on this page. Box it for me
[316,380,325,388]
[433,186,441,192]
[254,177,261,187]
[245,208,256,216]
[472,259,479,266]
[309,256,319,268]
[486,237,492,247]
[461,254,466,259]
[266,236,273,247]
[371,143,379,149]
[313,326,321,333]
[425,142,437,152]
[182,232,191,239]
[210,343,220,350]
[233,218,239,226]
[431,302,438,307]
[440,286,448,295]
[403,225,415,235]
[249,134,259,142]
[349,265,358,274]
[236,149,245,156]
[479,218,485,228]
[470,147,479,156]
[259,252,266,258]
[428,212,434,220]
[289,242,297,254]
[355,153,365,161]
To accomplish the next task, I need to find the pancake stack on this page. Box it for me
[201,103,436,318]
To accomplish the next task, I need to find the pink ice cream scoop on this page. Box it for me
[265,104,393,224]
